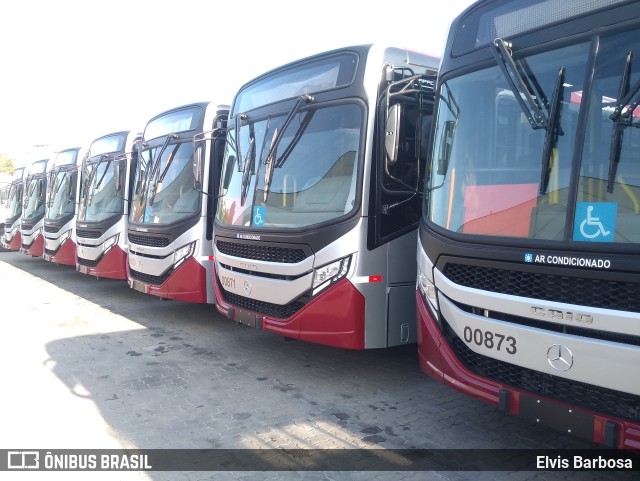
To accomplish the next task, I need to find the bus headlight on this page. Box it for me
[312,255,351,295]
[417,268,439,318]
[103,233,119,253]
[174,241,196,268]
[58,229,72,244]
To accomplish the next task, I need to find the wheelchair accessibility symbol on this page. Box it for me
[253,206,266,227]
[573,202,617,242]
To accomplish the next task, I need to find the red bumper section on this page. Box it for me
[2,230,21,251]
[214,276,366,350]
[416,291,640,450]
[44,238,76,266]
[78,245,127,280]
[127,256,207,303]
[21,233,44,257]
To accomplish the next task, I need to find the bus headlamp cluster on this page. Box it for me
[58,229,72,244]
[417,267,439,318]
[103,233,119,253]
[312,255,351,295]
[174,241,196,268]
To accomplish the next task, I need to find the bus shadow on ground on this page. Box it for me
[2,251,625,480]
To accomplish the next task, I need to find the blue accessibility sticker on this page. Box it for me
[573,202,617,242]
[253,206,266,227]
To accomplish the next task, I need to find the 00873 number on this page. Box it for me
[463,326,517,354]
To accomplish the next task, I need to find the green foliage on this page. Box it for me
[0,155,15,174]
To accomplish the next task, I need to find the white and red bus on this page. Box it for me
[76,131,140,279]
[127,102,228,302]
[1,167,26,251]
[418,0,640,448]
[43,147,84,266]
[20,159,49,257]
[213,45,438,349]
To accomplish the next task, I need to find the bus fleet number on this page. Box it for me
[221,276,236,289]
[463,326,517,354]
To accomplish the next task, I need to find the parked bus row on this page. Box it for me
[2,0,639,451]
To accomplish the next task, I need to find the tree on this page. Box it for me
[0,155,15,174]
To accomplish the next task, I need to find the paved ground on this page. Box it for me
[0,250,637,481]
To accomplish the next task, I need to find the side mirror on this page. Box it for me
[66,173,73,198]
[135,176,143,196]
[437,120,456,176]
[193,144,204,191]
[37,178,44,198]
[222,155,235,190]
[384,103,402,166]
[114,162,122,192]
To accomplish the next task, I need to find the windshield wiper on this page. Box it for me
[234,113,245,172]
[607,51,637,193]
[491,38,547,130]
[539,67,565,195]
[262,94,314,202]
[145,134,176,207]
[94,154,114,191]
[239,121,256,207]
[82,156,102,206]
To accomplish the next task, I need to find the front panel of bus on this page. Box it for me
[76,131,137,279]
[214,45,438,349]
[2,168,26,250]
[20,159,49,257]
[43,148,81,266]
[418,0,640,447]
[127,103,228,303]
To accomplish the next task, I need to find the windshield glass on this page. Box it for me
[79,133,128,222]
[78,157,123,222]
[6,182,23,219]
[426,42,589,241]
[53,150,78,167]
[130,141,200,224]
[216,103,362,229]
[88,134,125,158]
[575,28,640,244]
[45,170,76,220]
[23,176,46,220]
[78,159,122,222]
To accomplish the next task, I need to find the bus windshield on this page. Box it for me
[78,158,120,222]
[216,103,362,229]
[23,176,46,220]
[79,133,128,223]
[6,182,23,219]
[46,169,76,220]
[130,140,200,225]
[426,27,640,244]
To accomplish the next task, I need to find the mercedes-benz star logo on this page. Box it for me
[243,281,252,295]
[547,344,574,371]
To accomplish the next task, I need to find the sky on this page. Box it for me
[0,0,477,166]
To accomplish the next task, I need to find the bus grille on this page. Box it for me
[129,233,171,248]
[44,225,58,233]
[443,264,640,313]
[445,326,640,424]
[76,228,102,239]
[216,240,306,263]
[44,247,58,256]
[77,256,101,268]
[129,268,172,285]
[220,289,305,319]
